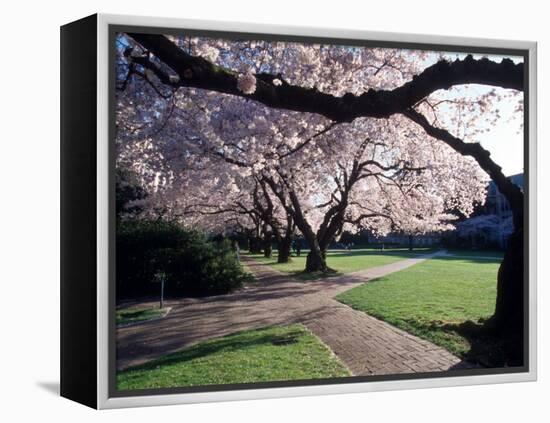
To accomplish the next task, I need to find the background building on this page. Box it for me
[343,174,524,250]
[455,173,523,249]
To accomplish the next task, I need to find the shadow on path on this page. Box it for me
[117,250,469,375]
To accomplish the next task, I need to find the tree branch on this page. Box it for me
[127,33,523,123]
[402,108,523,225]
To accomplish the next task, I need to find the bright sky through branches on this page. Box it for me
[117,34,525,176]
[427,52,524,176]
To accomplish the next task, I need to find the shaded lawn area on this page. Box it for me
[247,248,434,280]
[116,306,167,326]
[117,324,350,390]
[336,255,502,365]
[445,249,504,259]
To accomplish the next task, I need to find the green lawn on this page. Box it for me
[336,255,502,364]
[445,249,504,259]
[116,306,167,326]
[117,324,350,390]
[239,261,260,284]
[248,248,434,279]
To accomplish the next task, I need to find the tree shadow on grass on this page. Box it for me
[430,255,503,265]
[441,320,521,368]
[119,327,306,373]
[325,249,434,259]
[389,316,519,369]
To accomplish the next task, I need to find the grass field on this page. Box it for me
[116,306,167,326]
[117,324,350,390]
[445,249,504,258]
[248,248,434,279]
[336,255,502,363]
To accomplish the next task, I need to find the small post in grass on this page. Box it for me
[232,239,240,263]
[154,271,166,310]
[160,274,165,309]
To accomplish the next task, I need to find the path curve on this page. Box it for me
[117,251,468,375]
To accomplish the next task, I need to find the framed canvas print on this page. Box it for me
[60,13,537,409]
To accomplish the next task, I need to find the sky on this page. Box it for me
[428,52,525,177]
[438,82,524,177]
[478,115,524,176]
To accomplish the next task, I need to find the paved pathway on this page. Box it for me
[117,251,468,375]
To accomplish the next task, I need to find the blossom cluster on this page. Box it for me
[114,32,521,242]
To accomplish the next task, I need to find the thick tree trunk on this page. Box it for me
[277,237,292,263]
[488,223,524,365]
[486,183,524,364]
[405,109,526,364]
[263,231,273,258]
[305,245,327,272]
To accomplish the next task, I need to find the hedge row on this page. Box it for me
[116,220,246,300]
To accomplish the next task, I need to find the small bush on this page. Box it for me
[116,220,246,300]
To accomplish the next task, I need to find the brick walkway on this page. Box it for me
[117,252,468,375]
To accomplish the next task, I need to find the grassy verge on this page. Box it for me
[248,248,434,279]
[117,324,350,390]
[336,256,504,365]
[116,306,167,326]
[239,262,258,285]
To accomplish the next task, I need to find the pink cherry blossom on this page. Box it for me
[237,72,256,95]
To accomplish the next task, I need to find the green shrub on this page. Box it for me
[116,220,246,300]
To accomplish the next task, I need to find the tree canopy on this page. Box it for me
[115,31,523,272]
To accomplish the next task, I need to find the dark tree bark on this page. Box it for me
[489,231,523,365]
[405,109,524,363]
[277,236,292,263]
[252,180,296,262]
[262,143,395,273]
[264,181,328,272]
[127,33,523,123]
[286,190,328,272]
[305,241,328,273]
[263,229,273,258]
[275,214,295,264]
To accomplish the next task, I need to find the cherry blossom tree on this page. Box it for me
[116,67,487,272]
[258,115,487,271]
[116,32,526,361]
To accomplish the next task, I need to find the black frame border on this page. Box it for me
[60,13,98,409]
